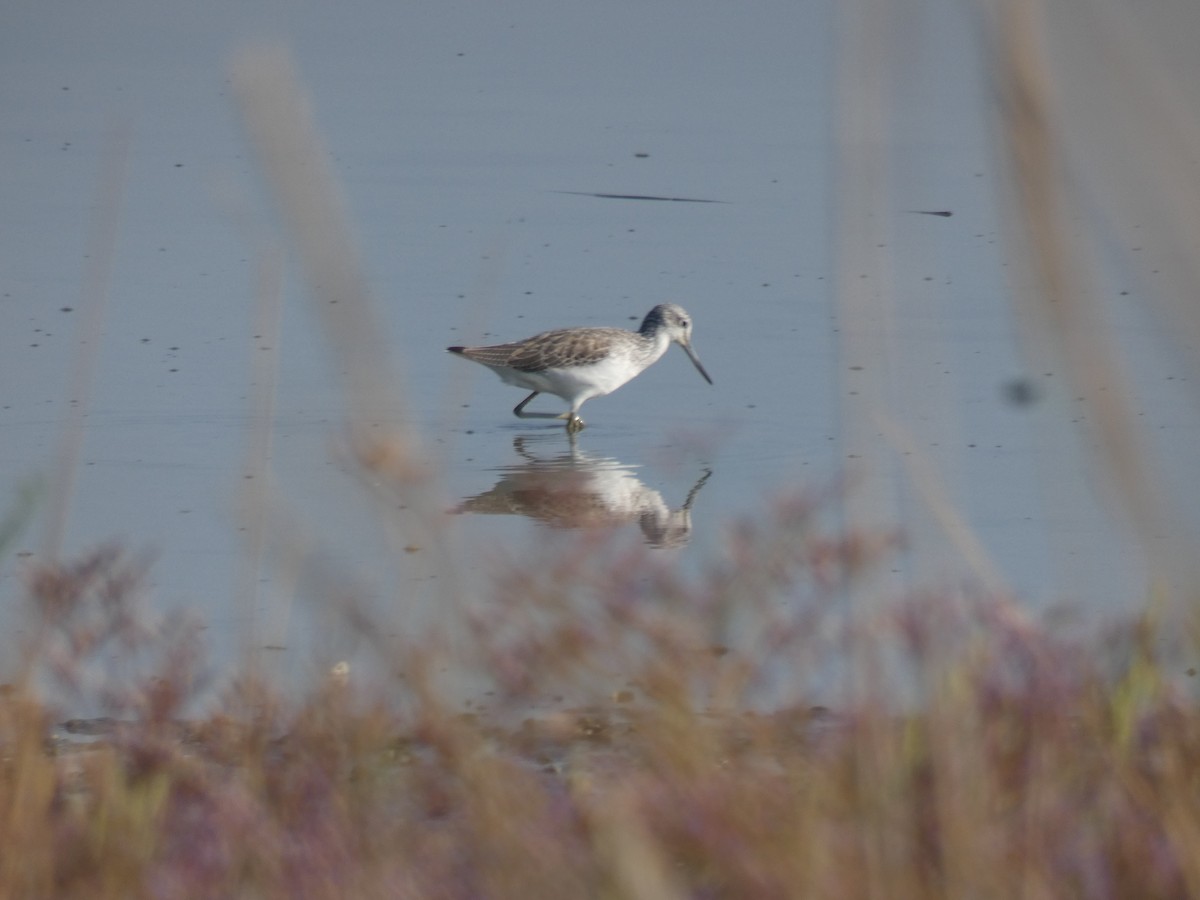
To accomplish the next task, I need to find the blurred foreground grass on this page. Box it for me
[1,524,1198,898]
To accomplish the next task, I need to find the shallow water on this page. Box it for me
[2,0,1196,697]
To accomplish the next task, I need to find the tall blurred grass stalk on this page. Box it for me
[39,124,131,564]
[18,125,132,690]
[228,45,464,674]
[987,0,1200,609]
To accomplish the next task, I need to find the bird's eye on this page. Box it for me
[680,319,689,328]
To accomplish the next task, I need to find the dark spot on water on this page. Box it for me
[550,190,726,203]
[1003,378,1040,407]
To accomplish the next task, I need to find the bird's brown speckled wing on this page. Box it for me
[463,327,627,372]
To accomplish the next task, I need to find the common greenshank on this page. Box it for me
[448,303,712,433]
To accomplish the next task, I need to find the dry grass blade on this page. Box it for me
[987,0,1200,604]
[228,45,401,437]
[40,124,131,565]
[228,43,462,622]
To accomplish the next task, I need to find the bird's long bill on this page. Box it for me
[681,341,713,385]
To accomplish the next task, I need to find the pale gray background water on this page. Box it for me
[3,0,1196,693]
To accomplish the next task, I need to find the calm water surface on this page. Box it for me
[2,0,1193,699]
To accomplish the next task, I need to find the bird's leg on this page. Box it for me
[513,392,539,416]
[513,391,564,419]
[514,392,586,430]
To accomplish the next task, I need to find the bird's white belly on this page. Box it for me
[498,354,643,402]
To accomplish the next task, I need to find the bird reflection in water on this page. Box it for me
[454,436,712,548]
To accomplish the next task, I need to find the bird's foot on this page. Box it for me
[565,414,586,434]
